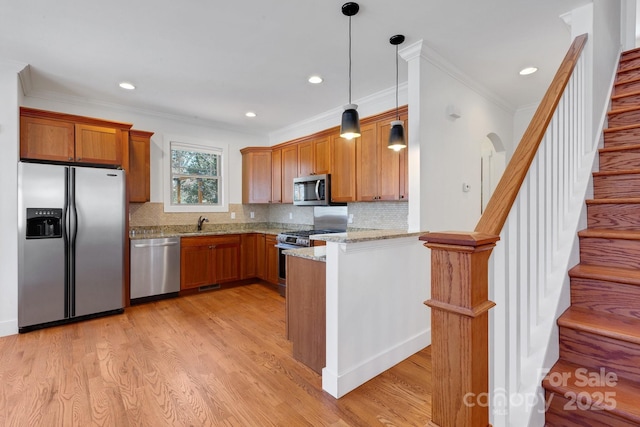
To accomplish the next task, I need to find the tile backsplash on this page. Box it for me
[129,201,408,230]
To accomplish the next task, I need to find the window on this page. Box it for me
[164,138,228,213]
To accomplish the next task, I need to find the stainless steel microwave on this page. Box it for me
[293,174,332,206]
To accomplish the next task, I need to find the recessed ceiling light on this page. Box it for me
[119,82,136,90]
[519,67,538,76]
[245,112,257,118]
[308,75,323,84]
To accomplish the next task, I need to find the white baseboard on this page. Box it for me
[322,328,431,398]
[0,318,18,337]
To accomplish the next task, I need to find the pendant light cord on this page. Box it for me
[395,44,399,120]
[348,15,352,104]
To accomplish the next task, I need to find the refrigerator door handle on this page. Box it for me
[69,167,78,318]
[63,167,70,319]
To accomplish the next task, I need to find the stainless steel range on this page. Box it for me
[274,206,348,296]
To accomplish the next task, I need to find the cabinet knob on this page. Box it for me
[68,157,73,161]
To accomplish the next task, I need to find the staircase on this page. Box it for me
[542,47,640,426]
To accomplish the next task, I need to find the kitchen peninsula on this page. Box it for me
[285,229,430,398]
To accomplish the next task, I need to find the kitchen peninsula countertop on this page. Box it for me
[283,229,426,262]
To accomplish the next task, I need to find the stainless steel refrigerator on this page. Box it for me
[18,162,125,332]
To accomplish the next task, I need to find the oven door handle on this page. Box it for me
[275,243,302,250]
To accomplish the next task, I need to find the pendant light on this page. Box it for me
[388,34,406,151]
[340,2,361,140]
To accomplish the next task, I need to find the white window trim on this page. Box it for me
[163,135,229,213]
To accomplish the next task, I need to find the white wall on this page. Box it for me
[402,41,515,233]
[0,61,25,336]
[21,97,269,205]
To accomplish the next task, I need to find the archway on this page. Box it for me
[481,132,506,213]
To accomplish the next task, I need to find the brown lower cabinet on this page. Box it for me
[286,255,326,374]
[181,233,278,290]
[180,235,241,290]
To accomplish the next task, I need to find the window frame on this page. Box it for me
[163,136,229,213]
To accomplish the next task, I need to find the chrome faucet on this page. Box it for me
[197,215,209,231]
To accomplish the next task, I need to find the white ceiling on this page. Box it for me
[0,0,592,135]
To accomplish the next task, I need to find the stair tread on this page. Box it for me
[611,89,640,100]
[617,63,640,75]
[604,123,640,133]
[607,104,640,115]
[558,307,640,345]
[622,46,640,57]
[569,264,640,287]
[586,197,640,205]
[543,359,640,423]
[578,228,640,240]
[593,168,640,177]
[600,142,640,153]
[615,75,640,86]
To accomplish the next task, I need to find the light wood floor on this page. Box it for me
[0,283,432,426]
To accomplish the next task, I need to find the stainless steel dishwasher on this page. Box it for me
[130,237,180,303]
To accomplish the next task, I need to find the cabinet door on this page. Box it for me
[356,123,379,201]
[256,233,266,279]
[298,140,314,177]
[330,133,356,203]
[20,116,75,162]
[281,144,298,204]
[376,120,401,201]
[265,235,279,285]
[271,148,282,203]
[214,242,240,283]
[129,130,152,203]
[75,124,122,165]
[242,149,272,204]
[241,233,257,279]
[314,136,331,175]
[180,244,212,289]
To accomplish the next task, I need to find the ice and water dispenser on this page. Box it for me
[26,208,63,239]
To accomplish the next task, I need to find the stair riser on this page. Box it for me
[579,236,640,269]
[611,93,640,109]
[587,203,640,230]
[545,392,638,427]
[604,127,640,148]
[571,278,640,319]
[615,80,640,96]
[559,327,640,383]
[599,149,640,171]
[593,174,640,199]
[608,109,640,128]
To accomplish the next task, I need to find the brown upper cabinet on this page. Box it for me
[241,147,272,204]
[271,148,282,203]
[281,144,298,204]
[20,107,132,167]
[298,134,331,177]
[330,131,358,203]
[128,130,153,203]
[357,109,409,201]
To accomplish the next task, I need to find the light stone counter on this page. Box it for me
[282,246,326,262]
[310,229,426,244]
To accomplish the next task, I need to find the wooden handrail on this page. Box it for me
[475,33,588,236]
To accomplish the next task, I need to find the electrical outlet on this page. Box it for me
[231,212,236,219]
[348,214,354,224]
[250,211,255,219]
[289,212,293,220]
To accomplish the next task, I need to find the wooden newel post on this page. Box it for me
[420,231,499,427]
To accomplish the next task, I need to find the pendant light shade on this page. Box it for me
[340,2,361,140]
[341,103,360,140]
[388,34,406,151]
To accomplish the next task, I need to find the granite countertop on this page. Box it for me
[310,229,426,244]
[130,226,290,240]
[282,246,327,262]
